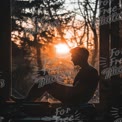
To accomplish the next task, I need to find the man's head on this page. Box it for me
[70,47,89,66]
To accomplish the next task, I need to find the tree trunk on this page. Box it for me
[34,33,43,70]
[36,46,42,70]
[91,29,98,67]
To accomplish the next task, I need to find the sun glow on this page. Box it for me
[55,44,70,54]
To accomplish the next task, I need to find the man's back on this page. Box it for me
[71,65,99,104]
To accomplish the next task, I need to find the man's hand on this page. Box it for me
[37,69,48,76]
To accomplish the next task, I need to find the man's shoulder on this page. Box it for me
[88,65,98,72]
[79,65,98,74]
[88,66,99,81]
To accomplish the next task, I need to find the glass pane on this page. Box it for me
[11,0,99,103]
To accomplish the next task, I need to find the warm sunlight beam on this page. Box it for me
[55,44,70,55]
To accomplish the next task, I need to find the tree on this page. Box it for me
[66,0,99,66]
[11,0,73,97]
[11,0,73,70]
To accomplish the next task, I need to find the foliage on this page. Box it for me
[11,0,99,103]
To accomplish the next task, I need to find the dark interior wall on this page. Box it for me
[99,0,122,107]
[0,0,11,101]
[99,0,110,106]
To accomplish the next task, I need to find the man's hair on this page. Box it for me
[70,47,89,60]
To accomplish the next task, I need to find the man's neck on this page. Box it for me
[80,63,89,69]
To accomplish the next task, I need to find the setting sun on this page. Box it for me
[55,44,70,54]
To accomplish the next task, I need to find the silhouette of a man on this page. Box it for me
[25,47,99,104]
